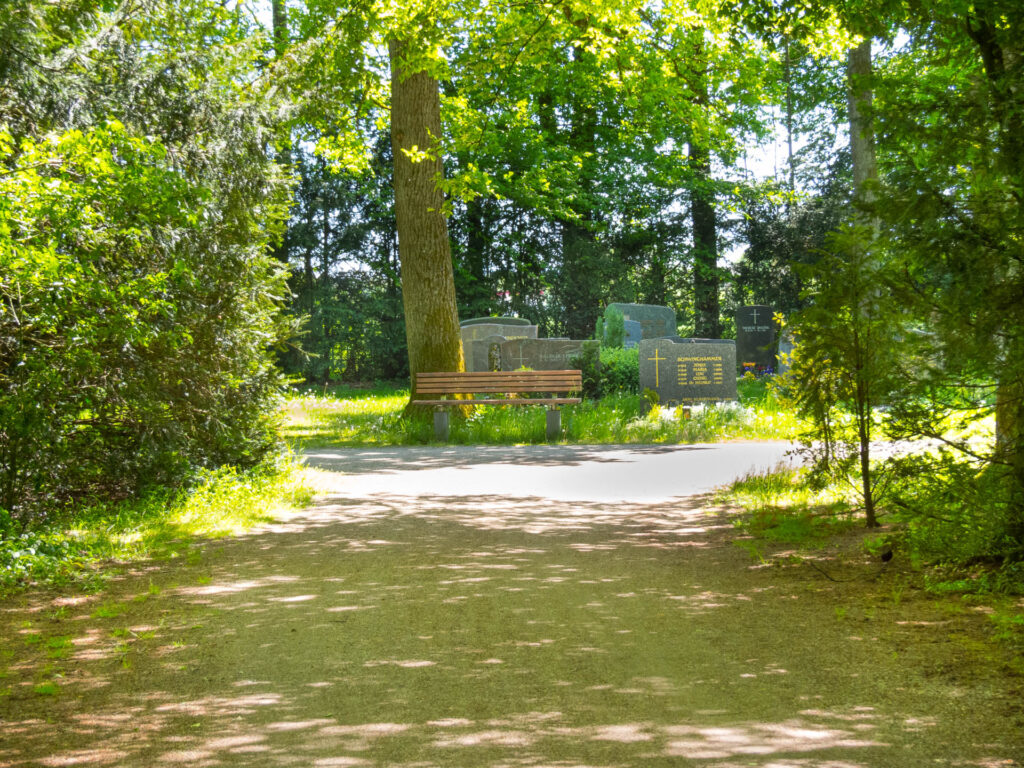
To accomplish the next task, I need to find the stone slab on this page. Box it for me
[466,335,507,372]
[461,316,533,327]
[460,322,538,348]
[499,338,591,371]
[623,320,643,349]
[638,338,738,404]
[606,303,677,340]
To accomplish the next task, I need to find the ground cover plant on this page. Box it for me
[282,375,803,449]
[721,456,1024,649]
[0,455,312,597]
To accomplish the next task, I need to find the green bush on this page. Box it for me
[0,7,294,533]
[570,345,638,399]
[599,347,640,395]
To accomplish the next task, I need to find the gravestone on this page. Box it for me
[461,322,538,370]
[777,329,795,374]
[500,338,591,371]
[638,338,738,404]
[466,335,507,372]
[623,320,643,349]
[461,316,532,327]
[606,303,677,340]
[735,305,777,373]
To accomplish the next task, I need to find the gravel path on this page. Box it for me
[0,444,1020,767]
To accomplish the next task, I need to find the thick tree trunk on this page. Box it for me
[389,39,464,403]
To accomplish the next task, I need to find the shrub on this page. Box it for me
[599,347,639,395]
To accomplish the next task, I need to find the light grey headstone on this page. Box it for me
[606,303,677,340]
[735,305,777,373]
[460,323,538,354]
[500,338,586,371]
[461,316,532,327]
[638,338,738,404]
[466,334,507,372]
[623,320,643,349]
[777,329,795,375]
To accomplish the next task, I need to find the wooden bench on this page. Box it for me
[412,370,583,441]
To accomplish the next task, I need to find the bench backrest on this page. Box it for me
[416,370,582,395]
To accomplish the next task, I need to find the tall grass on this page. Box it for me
[283,376,804,448]
[0,454,313,595]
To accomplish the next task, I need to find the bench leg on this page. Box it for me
[434,410,450,441]
[546,408,561,442]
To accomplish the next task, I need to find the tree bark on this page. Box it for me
[271,0,290,264]
[847,40,877,206]
[389,39,464,403]
[690,38,719,339]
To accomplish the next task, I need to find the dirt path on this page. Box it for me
[1,445,1021,767]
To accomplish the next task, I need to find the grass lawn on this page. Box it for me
[281,376,803,449]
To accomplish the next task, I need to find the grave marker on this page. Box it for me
[499,338,594,371]
[735,305,777,373]
[605,303,677,340]
[638,338,738,404]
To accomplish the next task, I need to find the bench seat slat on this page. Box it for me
[411,398,582,406]
[416,385,578,394]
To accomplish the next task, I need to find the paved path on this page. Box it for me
[0,444,1020,767]
[302,442,798,503]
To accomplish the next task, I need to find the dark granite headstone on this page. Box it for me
[461,316,532,327]
[638,338,738,404]
[606,303,677,340]
[735,305,777,373]
[500,338,588,371]
[623,320,643,349]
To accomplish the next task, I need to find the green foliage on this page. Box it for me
[570,346,637,400]
[0,3,293,528]
[283,380,802,449]
[781,226,912,526]
[572,342,602,400]
[598,347,639,395]
[0,454,312,595]
[602,307,625,349]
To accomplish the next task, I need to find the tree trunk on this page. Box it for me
[847,40,877,206]
[389,38,464,404]
[691,38,719,339]
[690,141,719,338]
[271,0,290,264]
[784,35,795,194]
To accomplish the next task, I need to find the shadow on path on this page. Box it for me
[0,448,1018,767]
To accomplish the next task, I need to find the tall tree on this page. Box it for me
[389,36,464,398]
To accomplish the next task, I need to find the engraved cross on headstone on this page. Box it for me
[647,348,666,387]
[511,342,528,369]
[750,307,760,325]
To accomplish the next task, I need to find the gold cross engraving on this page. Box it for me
[647,348,666,388]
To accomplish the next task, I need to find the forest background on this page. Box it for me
[1,0,1022,589]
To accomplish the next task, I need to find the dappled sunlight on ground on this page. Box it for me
[0,446,1019,767]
